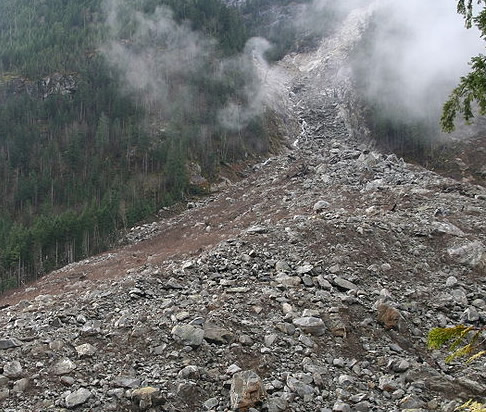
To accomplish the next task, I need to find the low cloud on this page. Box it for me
[217,37,272,131]
[101,0,269,131]
[354,0,484,121]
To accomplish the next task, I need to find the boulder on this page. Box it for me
[3,361,23,379]
[65,388,92,408]
[52,358,76,375]
[131,387,165,411]
[230,370,266,411]
[172,324,204,347]
[377,303,401,330]
[0,338,22,350]
[204,324,234,344]
[292,317,326,336]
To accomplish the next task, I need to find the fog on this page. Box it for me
[349,0,484,122]
[217,37,272,131]
[101,0,485,133]
[101,0,269,132]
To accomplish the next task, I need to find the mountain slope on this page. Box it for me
[0,0,278,291]
[0,3,485,411]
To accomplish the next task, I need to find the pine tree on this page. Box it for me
[442,0,486,131]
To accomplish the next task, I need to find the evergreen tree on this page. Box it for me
[442,0,486,131]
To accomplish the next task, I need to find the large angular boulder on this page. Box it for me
[171,324,204,347]
[230,370,266,411]
[292,317,326,336]
[65,388,91,408]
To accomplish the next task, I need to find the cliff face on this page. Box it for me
[0,2,485,412]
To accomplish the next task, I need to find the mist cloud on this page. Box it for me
[217,37,272,131]
[354,0,484,121]
[101,0,268,131]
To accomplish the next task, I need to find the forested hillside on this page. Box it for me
[0,0,277,291]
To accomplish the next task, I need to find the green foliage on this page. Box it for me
[428,325,486,411]
[456,400,486,412]
[0,0,274,291]
[442,0,486,131]
[427,325,486,363]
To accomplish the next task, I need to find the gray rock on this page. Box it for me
[299,334,314,348]
[275,273,302,287]
[332,400,351,411]
[447,241,485,267]
[65,388,92,408]
[332,277,357,290]
[264,396,288,412]
[389,359,410,373]
[313,200,331,212]
[456,377,486,394]
[275,323,296,335]
[172,324,204,347]
[226,364,242,375]
[178,365,200,379]
[463,306,480,322]
[264,333,278,347]
[165,277,184,289]
[52,358,76,375]
[239,335,254,345]
[431,222,464,237]
[296,264,314,274]
[12,378,29,393]
[292,317,326,336]
[204,324,234,344]
[472,298,486,309]
[230,370,266,411]
[203,397,219,410]
[337,374,354,387]
[75,343,97,358]
[247,225,268,234]
[451,289,468,306]
[442,400,461,412]
[0,375,9,386]
[0,338,22,350]
[445,276,458,287]
[275,260,291,272]
[113,376,141,388]
[80,320,101,335]
[302,274,314,286]
[354,401,371,412]
[287,376,315,398]
[3,360,22,378]
[61,376,75,386]
[0,388,9,401]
